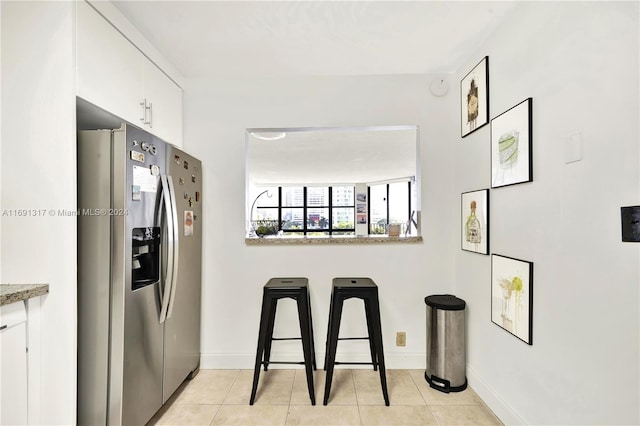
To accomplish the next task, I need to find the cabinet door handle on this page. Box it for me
[148,102,153,128]
[140,99,147,124]
[140,99,152,125]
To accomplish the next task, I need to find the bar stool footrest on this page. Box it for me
[334,361,378,366]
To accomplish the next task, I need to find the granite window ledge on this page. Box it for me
[245,235,423,245]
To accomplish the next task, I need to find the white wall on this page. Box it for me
[1,2,76,424]
[0,1,3,282]
[454,2,639,425]
[184,74,457,369]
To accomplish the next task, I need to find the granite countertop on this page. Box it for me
[245,235,423,245]
[1,284,49,306]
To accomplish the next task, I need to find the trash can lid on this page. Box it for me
[424,294,466,311]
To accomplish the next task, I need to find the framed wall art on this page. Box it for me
[461,56,489,138]
[461,189,489,254]
[491,254,533,345]
[491,98,533,188]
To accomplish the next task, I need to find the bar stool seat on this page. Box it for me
[250,278,317,405]
[323,277,389,406]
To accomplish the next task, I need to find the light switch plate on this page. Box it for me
[564,132,583,164]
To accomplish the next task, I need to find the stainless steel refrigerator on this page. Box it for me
[77,124,202,425]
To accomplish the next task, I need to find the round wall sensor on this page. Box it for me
[429,78,449,97]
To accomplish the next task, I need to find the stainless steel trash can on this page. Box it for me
[425,294,467,393]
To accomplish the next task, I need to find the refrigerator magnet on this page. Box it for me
[132,165,158,193]
[132,185,141,201]
[184,210,194,236]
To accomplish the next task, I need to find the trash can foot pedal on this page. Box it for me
[424,372,468,393]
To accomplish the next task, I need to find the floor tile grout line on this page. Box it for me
[426,403,442,426]
[210,369,241,424]
[222,369,242,405]
[208,401,223,426]
[207,404,218,426]
[352,369,363,425]
[408,368,431,406]
[285,369,297,426]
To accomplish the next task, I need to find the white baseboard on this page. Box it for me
[466,364,527,425]
[200,353,254,369]
[200,351,426,370]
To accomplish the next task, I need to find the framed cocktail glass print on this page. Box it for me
[491,254,533,345]
[461,189,489,254]
[491,98,533,188]
[461,56,489,137]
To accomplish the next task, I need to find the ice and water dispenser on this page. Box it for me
[131,227,161,290]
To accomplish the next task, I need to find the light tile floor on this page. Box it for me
[148,369,503,426]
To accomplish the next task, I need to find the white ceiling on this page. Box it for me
[247,126,417,185]
[111,1,518,77]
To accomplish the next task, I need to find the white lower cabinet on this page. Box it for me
[76,1,183,146]
[0,301,28,425]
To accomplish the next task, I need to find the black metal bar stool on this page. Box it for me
[250,278,317,405]
[323,277,389,406]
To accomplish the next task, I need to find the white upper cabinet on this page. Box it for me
[143,60,183,147]
[76,1,183,146]
[76,0,144,124]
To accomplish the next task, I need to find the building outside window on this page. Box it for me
[253,186,355,236]
[369,181,412,235]
[251,182,411,236]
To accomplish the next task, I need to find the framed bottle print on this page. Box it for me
[461,189,489,255]
[461,56,490,138]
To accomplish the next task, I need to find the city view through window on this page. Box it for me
[250,183,411,236]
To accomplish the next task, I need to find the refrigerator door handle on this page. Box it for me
[159,175,175,323]
[166,175,180,319]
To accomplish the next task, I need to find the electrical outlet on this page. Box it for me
[396,331,406,347]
